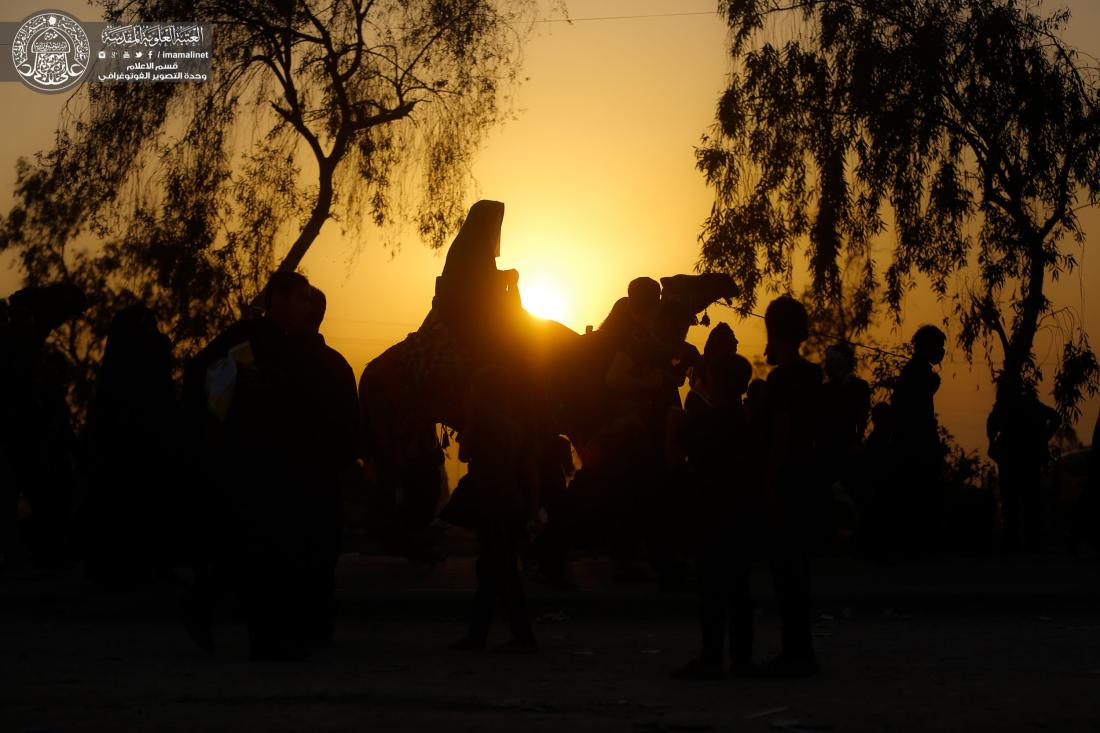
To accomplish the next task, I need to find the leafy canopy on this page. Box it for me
[698,0,1100,422]
[0,0,547,412]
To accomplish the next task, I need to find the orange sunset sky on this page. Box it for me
[3,0,1100,454]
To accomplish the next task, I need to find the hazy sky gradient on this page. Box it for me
[3,0,1100,453]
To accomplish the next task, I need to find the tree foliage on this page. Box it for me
[0,0,546,413]
[698,0,1100,427]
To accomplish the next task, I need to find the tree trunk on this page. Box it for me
[988,238,1048,529]
[276,160,336,275]
[995,238,1047,402]
[243,158,337,314]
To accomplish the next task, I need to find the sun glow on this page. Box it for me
[520,277,571,324]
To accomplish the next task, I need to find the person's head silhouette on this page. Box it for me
[911,325,946,366]
[745,377,768,420]
[263,270,311,334]
[870,401,894,430]
[764,295,809,366]
[825,342,856,381]
[704,322,738,361]
[722,353,753,402]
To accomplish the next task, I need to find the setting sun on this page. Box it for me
[520,276,571,324]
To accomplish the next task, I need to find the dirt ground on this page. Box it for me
[2,552,1100,733]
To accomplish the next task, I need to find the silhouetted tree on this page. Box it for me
[697,0,1100,434]
[0,0,547,414]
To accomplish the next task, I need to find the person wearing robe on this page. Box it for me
[180,270,316,661]
[0,283,86,568]
[83,305,181,587]
[290,286,362,644]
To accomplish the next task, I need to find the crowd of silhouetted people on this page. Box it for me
[1,269,1094,676]
[0,274,360,661]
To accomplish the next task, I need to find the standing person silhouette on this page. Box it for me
[817,343,871,545]
[291,286,361,645]
[670,347,758,680]
[0,283,86,569]
[758,295,822,677]
[818,343,871,483]
[888,325,947,556]
[987,379,1060,551]
[181,270,316,661]
[83,305,181,587]
[451,366,538,653]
